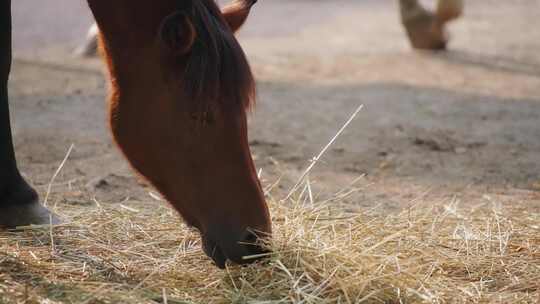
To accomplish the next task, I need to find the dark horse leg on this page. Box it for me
[0,0,60,227]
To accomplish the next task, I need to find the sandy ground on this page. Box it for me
[7,0,540,213]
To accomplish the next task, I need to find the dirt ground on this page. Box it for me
[7,0,540,214]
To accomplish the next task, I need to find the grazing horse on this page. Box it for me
[76,0,464,57]
[0,0,271,269]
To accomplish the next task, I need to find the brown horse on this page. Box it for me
[0,0,270,269]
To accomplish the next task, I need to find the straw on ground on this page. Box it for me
[1,183,538,303]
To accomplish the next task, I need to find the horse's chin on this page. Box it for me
[202,235,227,269]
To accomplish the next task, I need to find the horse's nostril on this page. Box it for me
[240,230,259,247]
[202,230,270,268]
[237,230,269,264]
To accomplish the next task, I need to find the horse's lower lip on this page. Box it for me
[211,246,227,268]
[202,237,227,268]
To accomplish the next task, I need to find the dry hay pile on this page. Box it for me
[0,188,539,303]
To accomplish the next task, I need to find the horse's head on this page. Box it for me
[88,0,270,268]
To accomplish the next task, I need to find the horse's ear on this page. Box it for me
[159,11,196,55]
[222,0,257,33]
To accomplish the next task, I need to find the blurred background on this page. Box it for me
[8,0,540,209]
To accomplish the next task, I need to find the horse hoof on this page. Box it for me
[0,181,62,228]
[74,23,99,58]
[403,19,448,50]
[73,42,98,58]
[0,201,61,228]
[400,2,450,51]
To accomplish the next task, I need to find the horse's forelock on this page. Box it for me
[181,0,255,114]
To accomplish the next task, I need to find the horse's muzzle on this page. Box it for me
[201,230,268,269]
